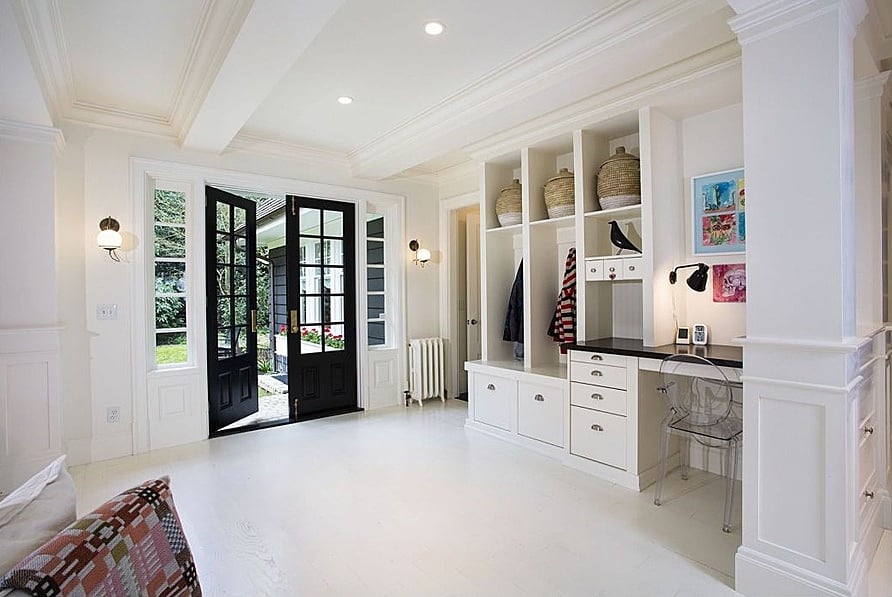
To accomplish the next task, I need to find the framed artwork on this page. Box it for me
[712,263,746,303]
[692,168,745,255]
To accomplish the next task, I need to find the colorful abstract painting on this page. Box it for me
[692,168,746,254]
[713,263,746,303]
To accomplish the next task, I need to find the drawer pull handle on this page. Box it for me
[864,490,875,500]
[864,426,874,435]
[591,393,603,400]
[590,355,603,361]
[591,370,603,377]
[534,394,544,402]
[591,424,604,432]
[590,268,597,273]
[628,265,635,271]
[486,384,495,391]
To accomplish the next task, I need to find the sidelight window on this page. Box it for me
[366,213,386,346]
[153,185,189,366]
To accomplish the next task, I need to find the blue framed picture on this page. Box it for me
[692,168,745,255]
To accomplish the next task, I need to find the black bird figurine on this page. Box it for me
[608,220,641,254]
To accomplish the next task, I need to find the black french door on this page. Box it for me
[285,196,358,418]
[206,186,258,432]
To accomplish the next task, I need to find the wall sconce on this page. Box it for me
[408,239,431,268]
[97,216,123,262]
[669,263,709,292]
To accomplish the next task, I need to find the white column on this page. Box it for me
[0,120,63,493]
[727,1,877,595]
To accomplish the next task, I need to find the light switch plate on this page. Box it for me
[96,304,118,320]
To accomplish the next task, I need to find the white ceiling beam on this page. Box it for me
[181,0,343,153]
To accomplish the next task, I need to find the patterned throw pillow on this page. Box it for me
[0,477,201,597]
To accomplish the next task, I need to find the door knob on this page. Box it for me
[467,319,478,325]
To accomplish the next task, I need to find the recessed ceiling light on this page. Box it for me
[337,96,353,105]
[424,21,444,36]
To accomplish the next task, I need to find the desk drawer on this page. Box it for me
[570,350,627,368]
[570,362,627,390]
[571,407,626,470]
[859,419,876,493]
[518,382,564,448]
[472,373,515,432]
[570,382,627,416]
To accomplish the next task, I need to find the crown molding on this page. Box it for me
[0,118,65,153]
[348,0,728,178]
[728,0,869,45]
[226,133,351,172]
[464,42,741,162]
[855,70,891,100]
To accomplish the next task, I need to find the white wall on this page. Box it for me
[680,104,747,345]
[55,125,441,463]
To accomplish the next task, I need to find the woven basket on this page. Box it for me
[596,146,641,210]
[544,168,575,218]
[496,179,522,226]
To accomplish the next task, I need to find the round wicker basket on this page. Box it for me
[596,146,641,210]
[544,168,575,218]
[496,179,522,226]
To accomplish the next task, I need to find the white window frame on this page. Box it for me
[366,211,387,348]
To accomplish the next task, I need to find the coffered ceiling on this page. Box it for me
[10,0,890,180]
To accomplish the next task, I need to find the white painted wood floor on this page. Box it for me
[69,401,888,596]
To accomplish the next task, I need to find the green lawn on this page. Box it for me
[156,343,187,365]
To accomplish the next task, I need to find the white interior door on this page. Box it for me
[466,212,482,367]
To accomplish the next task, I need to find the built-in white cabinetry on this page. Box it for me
[471,371,515,432]
[517,381,564,447]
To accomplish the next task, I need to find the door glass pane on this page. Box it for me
[216,203,230,232]
[216,233,230,263]
[156,226,186,258]
[155,297,186,328]
[368,321,385,346]
[367,240,384,265]
[300,267,322,294]
[325,267,344,294]
[323,211,343,237]
[300,208,321,235]
[300,325,322,353]
[368,294,384,319]
[217,328,232,359]
[216,266,231,295]
[233,206,247,232]
[325,324,344,352]
[233,266,247,295]
[235,297,247,326]
[367,214,384,239]
[324,239,343,265]
[300,237,321,264]
[217,298,231,327]
[234,236,247,265]
[327,295,344,323]
[234,326,247,355]
[301,296,321,324]
[368,267,384,292]
[155,262,186,293]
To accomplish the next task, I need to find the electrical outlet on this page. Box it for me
[106,406,121,424]
[96,304,118,320]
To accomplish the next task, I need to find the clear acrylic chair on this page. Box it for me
[653,353,742,533]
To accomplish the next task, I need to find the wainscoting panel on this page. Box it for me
[367,348,401,409]
[146,368,206,451]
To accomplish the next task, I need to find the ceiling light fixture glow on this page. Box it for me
[424,21,444,35]
[337,96,353,105]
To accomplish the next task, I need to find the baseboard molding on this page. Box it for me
[735,547,863,597]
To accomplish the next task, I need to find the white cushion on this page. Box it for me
[0,456,76,576]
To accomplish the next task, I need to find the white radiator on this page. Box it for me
[408,337,446,406]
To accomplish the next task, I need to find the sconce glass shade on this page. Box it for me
[416,248,431,263]
[97,228,122,250]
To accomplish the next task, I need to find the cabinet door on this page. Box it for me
[518,382,564,447]
[570,406,627,470]
[473,373,515,431]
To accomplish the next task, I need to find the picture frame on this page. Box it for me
[692,168,745,255]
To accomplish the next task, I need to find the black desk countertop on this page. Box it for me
[562,337,743,368]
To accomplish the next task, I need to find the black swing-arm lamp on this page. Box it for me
[669,263,710,292]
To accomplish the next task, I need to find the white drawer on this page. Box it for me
[622,257,643,280]
[571,382,627,416]
[604,260,622,281]
[585,259,605,281]
[517,382,565,448]
[570,362,627,390]
[569,350,627,368]
[570,407,627,470]
[472,373,515,432]
[859,419,876,492]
